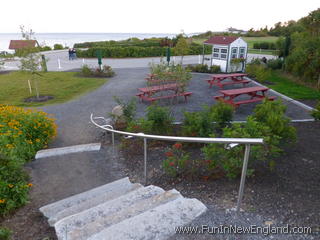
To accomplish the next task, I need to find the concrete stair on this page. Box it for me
[40,177,207,240]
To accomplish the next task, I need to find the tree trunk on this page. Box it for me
[34,79,39,99]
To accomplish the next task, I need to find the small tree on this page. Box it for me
[18,25,42,99]
[174,37,189,64]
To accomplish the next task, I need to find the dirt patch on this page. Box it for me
[24,95,54,103]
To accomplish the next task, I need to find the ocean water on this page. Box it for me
[0,32,178,52]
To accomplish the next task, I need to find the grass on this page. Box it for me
[242,36,279,49]
[264,70,320,100]
[0,71,108,106]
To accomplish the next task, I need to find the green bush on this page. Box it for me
[146,105,173,135]
[252,99,296,142]
[54,44,64,50]
[246,64,271,83]
[186,64,221,73]
[267,58,283,70]
[113,96,137,124]
[182,107,213,137]
[209,102,234,129]
[80,64,93,77]
[182,102,234,137]
[311,102,320,120]
[202,117,281,178]
[0,227,11,240]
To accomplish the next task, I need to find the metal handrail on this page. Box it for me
[90,113,264,213]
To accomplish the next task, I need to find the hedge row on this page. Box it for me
[77,45,211,58]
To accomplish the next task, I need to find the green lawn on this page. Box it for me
[0,71,108,106]
[264,71,320,100]
[242,36,279,49]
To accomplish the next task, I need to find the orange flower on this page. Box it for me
[173,143,182,149]
[0,199,5,204]
[27,183,33,187]
[165,151,174,157]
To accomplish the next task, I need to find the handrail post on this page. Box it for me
[112,132,115,148]
[236,144,251,214]
[144,138,148,185]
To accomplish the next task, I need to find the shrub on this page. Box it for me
[0,227,11,240]
[311,102,320,120]
[146,105,173,135]
[267,58,283,70]
[209,102,234,130]
[80,64,93,77]
[54,44,64,50]
[182,103,234,137]
[113,96,137,124]
[252,99,296,142]
[163,143,190,177]
[182,107,212,137]
[202,117,281,179]
[246,64,271,83]
[187,64,221,73]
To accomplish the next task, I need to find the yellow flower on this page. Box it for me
[8,184,14,188]
[36,139,40,143]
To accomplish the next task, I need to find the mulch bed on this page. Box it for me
[24,95,54,103]
[115,121,320,228]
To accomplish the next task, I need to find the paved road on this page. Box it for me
[1,50,276,71]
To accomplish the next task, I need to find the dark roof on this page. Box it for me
[9,40,38,50]
[204,36,239,45]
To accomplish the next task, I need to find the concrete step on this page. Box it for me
[87,197,207,240]
[55,187,182,240]
[48,183,142,226]
[40,177,137,220]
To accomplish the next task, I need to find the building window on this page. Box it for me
[231,47,238,59]
[221,48,228,53]
[212,47,228,60]
[239,47,245,58]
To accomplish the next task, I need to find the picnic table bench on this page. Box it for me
[214,86,276,107]
[206,73,249,88]
[136,83,192,103]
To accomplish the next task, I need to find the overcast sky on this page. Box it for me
[1,0,319,33]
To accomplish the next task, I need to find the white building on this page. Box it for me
[204,36,248,72]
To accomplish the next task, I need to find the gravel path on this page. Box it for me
[40,67,312,148]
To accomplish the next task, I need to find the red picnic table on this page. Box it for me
[206,73,249,88]
[136,83,192,103]
[214,86,276,107]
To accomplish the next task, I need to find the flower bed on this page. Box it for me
[0,105,57,216]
